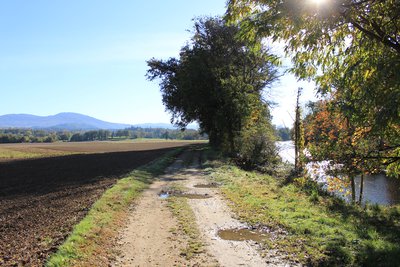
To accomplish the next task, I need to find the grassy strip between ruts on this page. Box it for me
[204,154,400,266]
[167,184,204,259]
[46,148,184,267]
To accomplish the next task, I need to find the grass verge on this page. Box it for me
[46,148,183,267]
[204,150,400,266]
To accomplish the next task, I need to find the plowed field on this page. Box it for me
[0,141,196,266]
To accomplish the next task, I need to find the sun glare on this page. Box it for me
[311,0,326,4]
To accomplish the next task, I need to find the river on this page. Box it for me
[276,141,400,206]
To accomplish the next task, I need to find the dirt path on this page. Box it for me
[113,152,215,266]
[0,148,175,266]
[113,178,186,266]
[113,148,292,266]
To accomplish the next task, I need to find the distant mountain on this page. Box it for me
[0,113,131,130]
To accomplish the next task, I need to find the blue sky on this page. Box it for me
[0,1,315,127]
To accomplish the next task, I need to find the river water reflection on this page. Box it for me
[276,141,400,206]
[353,174,400,205]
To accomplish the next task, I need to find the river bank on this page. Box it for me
[207,148,400,266]
[276,141,400,206]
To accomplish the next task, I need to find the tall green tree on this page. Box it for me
[147,17,280,168]
[227,0,400,176]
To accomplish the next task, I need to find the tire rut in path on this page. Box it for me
[183,150,293,266]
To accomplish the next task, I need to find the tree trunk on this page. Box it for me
[294,104,299,171]
[358,173,364,205]
[350,175,356,203]
[294,134,299,170]
[294,87,304,174]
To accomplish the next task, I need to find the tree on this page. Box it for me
[115,130,130,139]
[70,133,83,142]
[59,132,72,141]
[275,127,290,141]
[227,0,400,176]
[147,17,279,168]
[162,130,169,140]
[304,100,385,203]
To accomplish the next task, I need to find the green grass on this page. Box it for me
[0,147,70,160]
[46,148,183,267]
[0,148,42,159]
[204,150,400,266]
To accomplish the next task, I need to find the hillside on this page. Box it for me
[0,113,131,130]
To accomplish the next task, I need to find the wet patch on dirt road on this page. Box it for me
[158,189,212,199]
[193,182,221,188]
[217,227,270,242]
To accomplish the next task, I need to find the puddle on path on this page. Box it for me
[158,190,212,199]
[194,182,221,188]
[159,192,170,199]
[217,228,270,242]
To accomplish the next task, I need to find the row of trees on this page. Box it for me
[0,127,206,143]
[69,128,206,141]
[147,17,280,170]
[0,129,70,143]
[227,0,399,201]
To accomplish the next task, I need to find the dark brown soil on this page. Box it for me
[0,144,186,266]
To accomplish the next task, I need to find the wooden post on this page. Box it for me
[350,175,356,203]
[358,173,364,205]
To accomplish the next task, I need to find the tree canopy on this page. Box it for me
[147,17,280,169]
[227,0,400,176]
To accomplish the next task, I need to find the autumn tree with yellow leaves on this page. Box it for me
[304,100,393,203]
[227,0,400,177]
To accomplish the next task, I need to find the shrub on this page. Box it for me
[235,122,279,172]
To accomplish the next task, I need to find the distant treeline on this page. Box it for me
[0,127,207,143]
[275,127,291,141]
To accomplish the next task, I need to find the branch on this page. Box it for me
[350,20,400,54]
[363,156,400,160]
[341,0,375,8]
